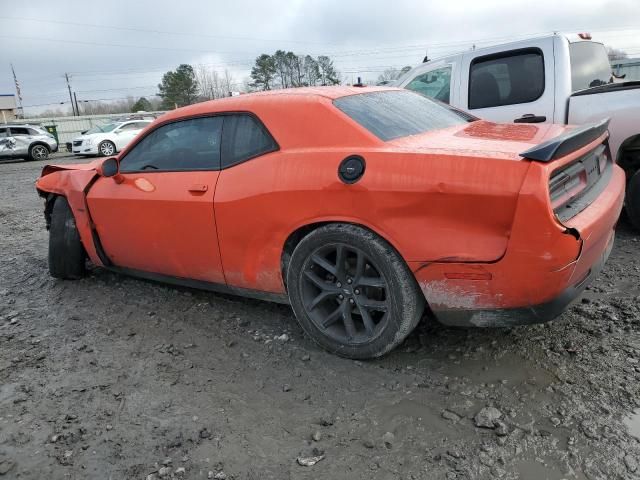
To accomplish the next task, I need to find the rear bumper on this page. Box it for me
[412,163,625,328]
[429,232,613,327]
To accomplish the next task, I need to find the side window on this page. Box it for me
[10,127,30,136]
[119,116,223,172]
[221,114,277,168]
[468,49,544,109]
[405,66,452,104]
[28,128,42,135]
[0,128,7,138]
[118,123,138,131]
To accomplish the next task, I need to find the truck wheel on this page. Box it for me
[627,170,640,231]
[49,197,86,279]
[28,144,50,161]
[286,224,425,359]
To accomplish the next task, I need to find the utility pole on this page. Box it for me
[73,92,80,116]
[64,73,76,116]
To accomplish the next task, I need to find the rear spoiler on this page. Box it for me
[519,118,610,162]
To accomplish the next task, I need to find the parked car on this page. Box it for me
[0,124,58,161]
[35,87,624,358]
[394,33,640,228]
[71,120,152,157]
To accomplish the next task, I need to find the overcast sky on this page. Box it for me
[2,0,639,114]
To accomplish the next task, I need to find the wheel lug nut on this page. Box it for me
[354,289,360,295]
[338,294,344,300]
[347,278,352,284]
[349,298,355,304]
[336,282,342,288]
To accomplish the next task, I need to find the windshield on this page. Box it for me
[570,42,613,92]
[333,90,467,141]
[85,123,119,135]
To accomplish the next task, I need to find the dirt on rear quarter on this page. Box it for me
[1,154,640,480]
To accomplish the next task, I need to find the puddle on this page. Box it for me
[435,351,555,389]
[515,458,584,480]
[624,409,640,440]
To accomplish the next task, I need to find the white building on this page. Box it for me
[0,94,17,122]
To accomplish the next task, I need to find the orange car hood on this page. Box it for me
[387,120,570,160]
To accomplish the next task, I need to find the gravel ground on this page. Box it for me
[1,154,640,480]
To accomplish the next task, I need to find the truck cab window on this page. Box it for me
[405,66,452,104]
[469,49,544,109]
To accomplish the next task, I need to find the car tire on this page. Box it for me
[287,224,425,359]
[98,140,116,157]
[49,196,86,279]
[28,143,50,161]
[627,170,640,231]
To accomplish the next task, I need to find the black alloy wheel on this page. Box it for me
[300,243,389,345]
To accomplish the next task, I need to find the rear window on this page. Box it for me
[570,42,612,92]
[333,90,467,141]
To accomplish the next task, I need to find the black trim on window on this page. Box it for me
[468,47,545,110]
[220,113,279,169]
[118,111,279,174]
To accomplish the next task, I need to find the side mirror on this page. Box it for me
[98,157,119,177]
[97,157,123,183]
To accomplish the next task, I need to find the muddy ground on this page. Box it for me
[1,154,640,480]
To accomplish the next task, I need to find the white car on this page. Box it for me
[71,120,152,157]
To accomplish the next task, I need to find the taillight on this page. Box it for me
[549,163,588,210]
[548,144,609,216]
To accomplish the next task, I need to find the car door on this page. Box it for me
[8,126,31,156]
[86,116,226,283]
[0,127,15,156]
[460,37,556,123]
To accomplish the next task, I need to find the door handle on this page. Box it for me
[514,114,547,123]
[188,184,208,193]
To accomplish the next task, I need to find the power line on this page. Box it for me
[0,15,341,46]
[0,34,239,55]
[22,94,161,109]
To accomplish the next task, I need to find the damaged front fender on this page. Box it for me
[35,164,104,267]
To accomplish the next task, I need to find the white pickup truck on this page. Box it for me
[394,33,640,228]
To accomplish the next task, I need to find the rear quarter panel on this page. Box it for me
[214,147,530,293]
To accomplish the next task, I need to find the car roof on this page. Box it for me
[160,86,402,121]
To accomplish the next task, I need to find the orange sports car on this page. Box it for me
[36,87,625,359]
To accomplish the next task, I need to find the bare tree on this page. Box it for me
[377,68,401,84]
[196,65,237,99]
[222,69,235,96]
[607,46,629,62]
